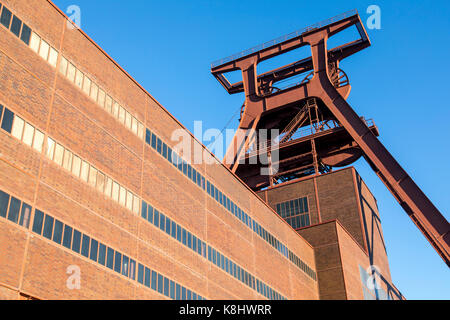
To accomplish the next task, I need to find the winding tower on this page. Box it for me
[211,10,450,266]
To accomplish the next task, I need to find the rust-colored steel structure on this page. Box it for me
[211,10,450,266]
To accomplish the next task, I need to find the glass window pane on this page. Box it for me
[118,106,125,124]
[125,112,132,129]
[10,15,22,37]
[1,108,14,133]
[104,177,112,198]
[45,137,55,160]
[142,267,150,287]
[137,264,144,284]
[88,166,97,187]
[164,277,169,297]
[11,115,25,140]
[98,89,105,108]
[132,117,138,135]
[0,7,12,28]
[112,182,119,202]
[19,203,31,228]
[82,76,91,95]
[71,156,81,177]
[122,255,129,277]
[53,143,64,166]
[63,149,73,171]
[106,248,114,269]
[22,122,35,146]
[72,230,81,253]
[80,161,89,182]
[132,195,140,215]
[62,225,73,249]
[74,69,83,88]
[59,56,68,76]
[110,101,118,118]
[42,214,54,240]
[98,243,106,265]
[39,40,50,61]
[48,47,58,67]
[126,191,133,211]
[90,82,98,101]
[81,234,90,257]
[129,259,136,280]
[32,129,44,153]
[20,23,31,45]
[114,251,122,273]
[151,271,157,290]
[96,172,105,193]
[7,197,21,224]
[29,32,41,53]
[105,96,113,113]
[90,239,98,262]
[52,220,63,244]
[157,274,163,294]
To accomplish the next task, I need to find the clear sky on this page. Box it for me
[52,0,450,299]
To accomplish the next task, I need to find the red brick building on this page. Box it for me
[0,0,402,300]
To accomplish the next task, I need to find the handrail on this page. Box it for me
[211,9,358,68]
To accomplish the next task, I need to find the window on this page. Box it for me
[129,259,136,280]
[170,280,175,299]
[176,284,181,300]
[176,225,181,242]
[63,225,73,249]
[122,255,129,277]
[72,230,81,253]
[19,203,31,228]
[139,266,148,287]
[90,239,98,262]
[159,213,165,231]
[1,108,14,133]
[164,277,169,297]
[38,40,50,61]
[106,247,114,269]
[145,129,151,145]
[141,201,147,220]
[33,129,44,153]
[153,210,159,228]
[157,274,164,294]
[7,197,20,223]
[20,23,31,45]
[137,264,144,284]
[42,214,54,240]
[147,205,153,224]
[0,6,12,28]
[114,251,122,273]
[52,220,63,244]
[182,229,187,245]
[98,243,106,265]
[181,287,186,300]
[151,271,157,290]
[171,221,176,238]
[10,16,22,38]
[81,234,90,258]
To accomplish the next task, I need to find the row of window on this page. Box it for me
[0,3,31,45]
[31,207,204,300]
[0,189,31,229]
[29,30,58,68]
[145,128,317,281]
[285,214,311,230]
[207,245,286,300]
[2,2,145,141]
[141,199,285,300]
[276,197,309,219]
[2,104,141,216]
[58,54,145,140]
[44,135,141,215]
[141,200,207,258]
[146,128,206,190]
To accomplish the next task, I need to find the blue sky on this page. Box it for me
[52,0,450,299]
